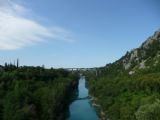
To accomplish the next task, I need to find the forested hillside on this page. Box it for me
[0,64,79,120]
[86,30,160,120]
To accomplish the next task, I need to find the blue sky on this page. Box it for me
[0,0,160,68]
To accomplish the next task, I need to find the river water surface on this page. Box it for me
[68,77,99,120]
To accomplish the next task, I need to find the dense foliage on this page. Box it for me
[0,65,79,120]
[86,31,160,120]
[87,69,160,120]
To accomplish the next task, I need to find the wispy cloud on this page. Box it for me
[0,0,74,50]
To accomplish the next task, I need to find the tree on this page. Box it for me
[135,100,160,120]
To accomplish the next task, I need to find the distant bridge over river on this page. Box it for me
[63,67,101,76]
[64,67,98,71]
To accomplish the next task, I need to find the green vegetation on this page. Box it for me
[87,70,160,120]
[86,31,160,120]
[0,65,79,120]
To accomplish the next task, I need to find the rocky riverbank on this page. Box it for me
[90,95,106,120]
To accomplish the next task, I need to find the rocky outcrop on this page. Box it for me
[120,30,160,73]
[141,31,160,49]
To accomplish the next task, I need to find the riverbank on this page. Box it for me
[90,95,106,120]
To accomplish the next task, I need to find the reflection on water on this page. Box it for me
[68,77,99,120]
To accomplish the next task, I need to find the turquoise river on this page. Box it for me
[67,77,99,120]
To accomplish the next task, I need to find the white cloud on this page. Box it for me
[0,0,74,50]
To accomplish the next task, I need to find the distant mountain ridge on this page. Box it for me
[104,30,160,75]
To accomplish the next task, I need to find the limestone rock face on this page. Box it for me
[141,31,160,49]
[107,29,160,75]
[139,60,146,69]
[130,49,138,60]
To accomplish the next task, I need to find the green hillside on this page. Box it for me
[86,30,160,120]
